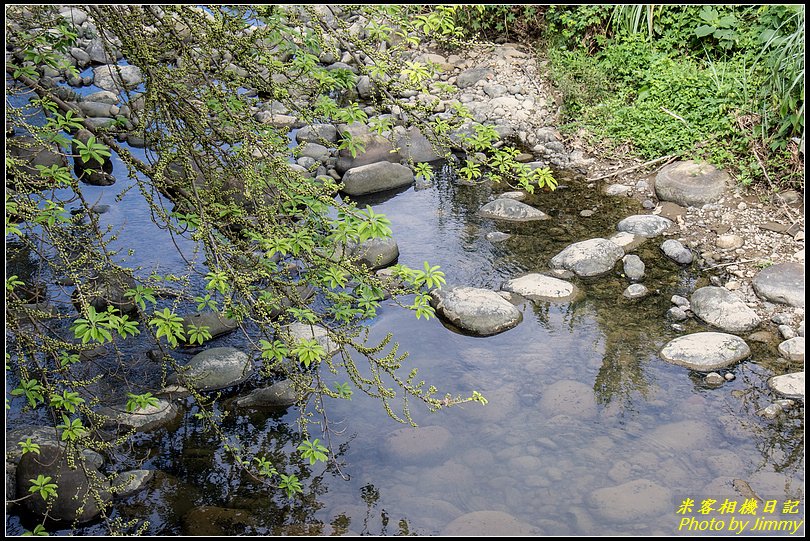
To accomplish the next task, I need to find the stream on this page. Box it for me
[6,136,804,534]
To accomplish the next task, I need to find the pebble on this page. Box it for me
[724,372,735,381]
[704,372,724,385]
[778,325,796,340]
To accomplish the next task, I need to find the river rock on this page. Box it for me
[102,398,181,432]
[335,123,401,173]
[608,231,646,253]
[616,215,673,238]
[623,283,649,299]
[8,136,68,186]
[168,347,253,391]
[622,255,645,281]
[777,337,804,362]
[441,510,537,536]
[429,286,522,336]
[486,231,511,243]
[661,239,693,264]
[341,161,413,196]
[477,198,549,222]
[648,420,713,451]
[297,142,330,162]
[538,380,597,419]
[77,100,114,118]
[690,286,761,332]
[501,273,581,302]
[182,312,238,343]
[394,126,443,163]
[93,64,143,91]
[295,123,337,144]
[235,379,298,408]
[590,479,671,522]
[752,262,805,307]
[716,234,744,250]
[605,184,631,196]
[499,191,526,201]
[349,236,399,269]
[767,372,804,399]
[549,238,624,277]
[384,425,452,463]
[285,322,339,357]
[112,469,154,498]
[655,160,729,207]
[73,267,137,315]
[456,67,494,88]
[83,90,120,105]
[6,426,103,468]
[659,332,750,370]
[16,444,111,523]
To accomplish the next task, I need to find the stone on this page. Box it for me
[667,307,688,321]
[549,238,624,277]
[649,420,713,451]
[349,236,399,269]
[779,325,797,339]
[605,184,631,196]
[85,37,117,64]
[501,273,582,302]
[608,232,646,253]
[590,479,671,522]
[112,469,154,498]
[483,83,508,98]
[616,215,674,238]
[384,425,452,463]
[477,199,549,222]
[73,267,137,315]
[297,142,330,162]
[442,511,537,536]
[102,398,181,432]
[235,379,298,408]
[777,337,804,362]
[661,239,693,264]
[335,123,401,173]
[498,191,526,201]
[182,312,238,344]
[77,100,113,118]
[767,372,804,399]
[83,90,120,105]
[622,255,645,282]
[538,380,597,419]
[295,123,337,144]
[394,126,443,163]
[429,286,522,336]
[671,295,690,308]
[285,322,339,357]
[659,332,750,370]
[8,136,69,187]
[716,234,744,250]
[456,67,494,88]
[486,231,511,243]
[705,372,724,385]
[341,161,413,196]
[690,286,761,332]
[93,64,143,91]
[16,445,111,523]
[168,347,253,391]
[655,160,729,206]
[752,262,805,307]
[623,284,649,299]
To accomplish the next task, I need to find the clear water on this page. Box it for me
[7,156,804,535]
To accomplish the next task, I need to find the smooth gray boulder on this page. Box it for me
[659,332,750,370]
[430,286,522,336]
[655,160,729,207]
[752,262,805,307]
[616,215,673,238]
[112,469,154,498]
[502,273,582,302]
[335,123,401,173]
[456,67,494,88]
[394,126,443,163]
[235,379,298,408]
[777,337,804,362]
[295,123,337,144]
[168,347,253,391]
[661,239,693,264]
[477,199,549,222]
[349,236,399,269]
[101,398,181,432]
[622,255,645,282]
[93,64,143,91]
[767,372,804,399]
[341,161,413,196]
[181,312,238,343]
[549,238,624,277]
[284,322,339,357]
[690,286,761,332]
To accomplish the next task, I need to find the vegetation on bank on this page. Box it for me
[453,4,804,189]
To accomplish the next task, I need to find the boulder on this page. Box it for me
[477,199,549,222]
[655,160,729,207]
[661,239,693,264]
[777,337,804,362]
[622,255,645,282]
[168,347,254,391]
[384,425,452,464]
[181,312,238,343]
[429,286,522,336]
[549,238,624,277]
[752,262,805,307]
[341,162,413,196]
[616,215,673,238]
[442,510,537,536]
[767,372,804,399]
[501,273,581,302]
[235,379,298,408]
[93,64,143,91]
[659,332,750,370]
[589,479,671,522]
[690,287,761,333]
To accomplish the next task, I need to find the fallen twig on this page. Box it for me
[704,258,768,270]
[588,154,675,181]
[660,106,688,125]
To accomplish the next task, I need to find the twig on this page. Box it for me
[660,106,688,126]
[704,258,767,270]
[751,146,800,223]
[588,154,675,181]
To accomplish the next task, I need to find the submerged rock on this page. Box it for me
[752,262,805,307]
[549,238,624,277]
[235,379,298,408]
[384,425,452,464]
[616,215,673,238]
[690,286,761,333]
[659,332,750,370]
[589,479,672,522]
[501,273,581,302]
[348,236,399,269]
[441,510,537,536]
[429,286,522,336]
[477,198,549,222]
[538,380,597,419]
[655,160,729,207]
